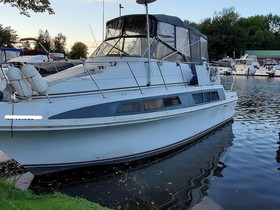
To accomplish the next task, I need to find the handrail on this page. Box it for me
[78,59,189,97]
[82,62,106,98]
[127,62,143,94]
[176,61,187,87]
[1,59,190,100]
[156,61,168,90]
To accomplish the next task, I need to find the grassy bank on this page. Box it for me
[0,179,110,210]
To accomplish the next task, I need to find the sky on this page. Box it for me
[0,0,279,53]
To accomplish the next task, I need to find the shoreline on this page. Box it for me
[0,150,11,162]
[0,150,32,190]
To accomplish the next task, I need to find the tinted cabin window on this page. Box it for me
[144,99,164,111]
[144,97,181,111]
[204,91,220,102]
[204,92,211,102]
[193,91,220,104]
[117,96,182,114]
[192,93,204,104]
[210,91,219,101]
[117,102,140,113]
[163,97,180,107]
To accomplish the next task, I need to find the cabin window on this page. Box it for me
[144,96,181,111]
[144,99,164,110]
[204,92,211,102]
[163,96,181,107]
[192,93,204,104]
[210,91,219,101]
[117,102,140,113]
[193,91,220,104]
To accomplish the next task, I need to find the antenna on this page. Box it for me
[119,4,124,17]
[102,0,105,41]
[89,24,98,48]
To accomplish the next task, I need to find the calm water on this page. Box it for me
[30,76,280,210]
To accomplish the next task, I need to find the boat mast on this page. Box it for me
[102,0,105,41]
[136,0,156,86]
[119,4,123,17]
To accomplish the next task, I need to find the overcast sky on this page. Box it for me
[0,0,279,53]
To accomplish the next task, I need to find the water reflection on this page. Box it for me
[30,123,234,209]
[276,137,280,170]
[213,161,227,178]
[222,76,280,126]
[223,75,280,174]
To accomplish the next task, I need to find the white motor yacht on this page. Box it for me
[0,9,238,175]
[213,57,235,75]
[255,58,277,76]
[235,54,260,75]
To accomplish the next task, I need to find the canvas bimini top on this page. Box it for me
[0,47,22,62]
[92,14,208,63]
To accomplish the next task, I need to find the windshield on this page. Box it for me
[236,60,253,65]
[90,15,208,63]
[91,36,185,62]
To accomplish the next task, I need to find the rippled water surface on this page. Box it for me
[31,76,280,210]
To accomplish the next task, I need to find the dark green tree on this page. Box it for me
[0,25,18,47]
[53,33,67,54]
[37,30,52,52]
[193,7,241,60]
[266,13,280,33]
[68,42,88,59]
[237,16,269,50]
[0,0,54,17]
[190,8,280,60]
[265,14,280,49]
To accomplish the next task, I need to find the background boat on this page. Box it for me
[255,58,277,76]
[234,54,260,75]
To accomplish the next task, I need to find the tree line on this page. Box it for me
[0,0,88,59]
[188,7,280,60]
[0,26,88,59]
[36,30,88,59]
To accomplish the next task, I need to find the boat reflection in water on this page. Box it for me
[30,123,234,209]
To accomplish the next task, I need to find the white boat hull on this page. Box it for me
[234,66,256,75]
[254,69,269,76]
[0,96,236,175]
[218,66,232,75]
